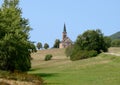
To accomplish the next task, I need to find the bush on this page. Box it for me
[44,54,53,61]
[70,50,98,61]
[65,45,74,57]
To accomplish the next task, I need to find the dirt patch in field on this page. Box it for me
[0,78,41,85]
[108,47,120,54]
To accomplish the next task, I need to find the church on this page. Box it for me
[59,24,73,48]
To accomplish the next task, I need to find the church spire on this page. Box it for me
[63,23,67,33]
[62,23,67,40]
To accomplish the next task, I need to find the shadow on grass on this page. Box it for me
[29,68,41,71]
[34,73,59,78]
[33,73,64,85]
[44,82,63,85]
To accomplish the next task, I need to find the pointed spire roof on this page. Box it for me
[63,23,67,33]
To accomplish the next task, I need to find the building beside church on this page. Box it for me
[59,24,72,48]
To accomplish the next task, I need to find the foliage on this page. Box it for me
[110,31,120,40]
[0,70,43,84]
[0,0,34,72]
[44,54,53,61]
[75,29,108,53]
[44,43,49,49]
[111,39,120,47]
[110,31,120,47]
[53,39,60,48]
[65,45,74,57]
[70,50,98,61]
[104,36,111,48]
[36,42,42,50]
[29,43,37,53]
[66,29,110,60]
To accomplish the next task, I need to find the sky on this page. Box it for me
[0,0,120,47]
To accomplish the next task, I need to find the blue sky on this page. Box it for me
[0,0,120,47]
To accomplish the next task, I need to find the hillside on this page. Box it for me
[110,31,120,40]
[30,48,120,85]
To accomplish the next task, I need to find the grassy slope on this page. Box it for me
[29,48,120,85]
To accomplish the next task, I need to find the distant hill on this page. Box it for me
[110,31,120,40]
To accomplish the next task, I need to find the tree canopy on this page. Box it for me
[66,29,110,61]
[75,29,108,53]
[0,0,35,72]
[37,42,42,50]
[44,43,49,49]
[53,39,60,48]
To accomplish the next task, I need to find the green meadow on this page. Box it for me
[29,48,120,85]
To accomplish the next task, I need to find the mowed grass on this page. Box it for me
[29,48,120,85]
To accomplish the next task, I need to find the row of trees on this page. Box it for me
[36,39,60,50]
[0,0,36,72]
[36,42,49,50]
[36,37,120,50]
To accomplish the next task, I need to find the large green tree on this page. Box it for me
[37,42,42,50]
[75,29,108,53]
[53,39,60,48]
[0,0,34,72]
[66,29,110,60]
[44,43,49,49]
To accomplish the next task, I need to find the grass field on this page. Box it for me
[29,48,120,85]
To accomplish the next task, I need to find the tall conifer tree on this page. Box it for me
[0,0,34,72]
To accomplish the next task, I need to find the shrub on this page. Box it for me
[44,54,53,61]
[65,45,74,57]
[70,50,98,61]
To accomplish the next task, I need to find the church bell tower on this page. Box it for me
[59,23,72,48]
[62,23,67,40]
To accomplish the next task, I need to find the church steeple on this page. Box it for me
[59,23,72,48]
[63,23,66,33]
[63,23,67,40]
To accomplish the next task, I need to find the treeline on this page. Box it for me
[111,39,120,47]
[109,31,120,47]
[36,39,60,50]
[36,42,49,50]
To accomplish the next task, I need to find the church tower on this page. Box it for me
[59,23,72,48]
[62,23,67,40]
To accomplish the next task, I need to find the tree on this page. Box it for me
[44,43,49,49]
[103,36,111,48]
[36,42,42,50]
[75,29,108,53]
[65,45,74,57]
[53,39,60,48]
[66,29,110,60]
[29,42,37,53]
[0,0,34,72]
